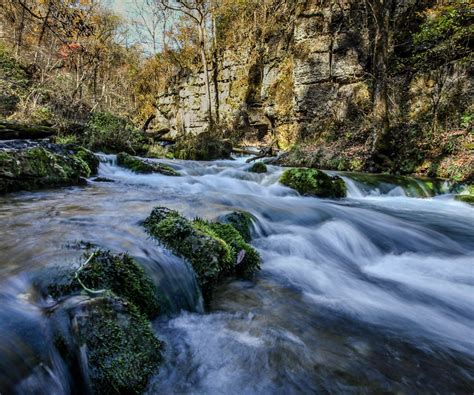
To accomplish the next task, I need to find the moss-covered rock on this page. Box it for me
[117,152,179,176]
[144,207,261,300]
[280,168,346,198]
[217,211,255,242]
[47,250,160,318]
[172,132,232,161]
[0,145,95,194]
[69,145,100,175]
[50,295,162,395]
[455,185,474,205]
[455,194,474,205]
[248,162,267,173]
[200,221,261,277]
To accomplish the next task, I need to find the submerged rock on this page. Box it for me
[46,250,160,319]
[248,162,267,174]
[116,152,179,176]
[0,144,98,194]
[50,295,162,395]
[92,177,114,183]
[280,168,346,198]
[144,207,261,300]
[217,211,255,242]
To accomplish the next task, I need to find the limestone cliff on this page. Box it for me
[154,0,473,180]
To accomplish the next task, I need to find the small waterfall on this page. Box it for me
[338,172,452,198]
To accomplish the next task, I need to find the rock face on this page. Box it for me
[151,1,392,141]
[0,143,98,194]
[144,207,261,300]
[153,0,472,180]
[116,152,180,176]
[280,168,346,198]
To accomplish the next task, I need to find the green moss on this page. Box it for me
[280,168,346,198]
[218,211,255,242]
[205,222,261,277]
[71,146,99,175]
[117,152,179,176]
[84,111,147,154]
[144,207,261,300]
[172,132,232,161]
[48,250,160,318]
[248,162,267,173]
[0,145,95,194]
[52,295,162,395]
[455,194,474,204]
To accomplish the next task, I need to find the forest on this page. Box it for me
[0,0,473,394]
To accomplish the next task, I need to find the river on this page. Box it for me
[0,156,473,394]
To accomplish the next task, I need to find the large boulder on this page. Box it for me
[0,144,98,194]
[50,295,162,395]
[117,152,179,176]
[144,207,261,300]
[280,168,346,198]
[45,250,160,319]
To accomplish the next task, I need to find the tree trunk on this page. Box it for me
[199,22,214,130]
[211,15,220,125]
[368,0,391,156]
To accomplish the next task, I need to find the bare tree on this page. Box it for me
[158,0,214,129]
[365,0,394,156]
[131,0,171,54]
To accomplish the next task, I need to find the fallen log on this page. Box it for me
[0,120,56,140]
[232,147,260,155]
[246,145,279,163]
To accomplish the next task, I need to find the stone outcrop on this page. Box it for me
[0,142,98,194]
[153,0,472,180]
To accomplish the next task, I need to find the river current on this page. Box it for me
[0,156,473,394]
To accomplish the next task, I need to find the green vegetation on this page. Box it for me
[173,132,232,161]
[248,162,267,174]
[144,207,261,300]
[117,152,179,176]
[52,295,162,395]
[84,112,147,154]
[413,1,473,70]
[280,168,346,198]
[218,211,255,242]
[455,184,474,205]
[48,250,160,318]
[0,145,97,194]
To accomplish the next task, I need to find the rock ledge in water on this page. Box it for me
[280,168,346,198]
[117,152,179,176]
[0,143,98,194]
[144,207,261,301]
[46,250,160,318]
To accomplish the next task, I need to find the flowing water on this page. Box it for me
[0,156,473,394]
